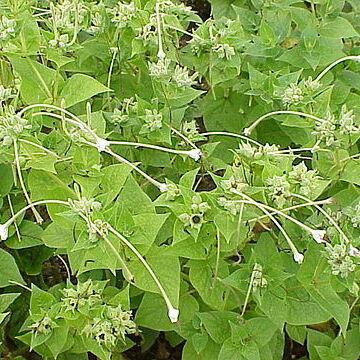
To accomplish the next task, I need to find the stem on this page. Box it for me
[13,139,43,224]
[244,111,327,135]
[232,196,301,260]
[8,281,32,292]
[107,140,197,156]
[56,255,71,281]
[155,2,165,58]
[200,131,262,146]
[247,198,334,224]
[7,195,21,242]
[211,228,221,289]
[240,264,258,318]
[315,56,360,82]
[291,193,349,244]
[18,104,98,139]
[163,24,204,41]
[104,148,167,192]
[3,200,69,228]
[269,147,331,155]
[231,190,317,235]
[168,125,198,149]
[67,1,79,46]
[18,139,62,159]
[108,225,178,321]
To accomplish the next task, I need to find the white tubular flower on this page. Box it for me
[187,149,202,161]
[293,252,304,264]
[95,138,110,152]
[0,224,8,241]
[310,230,327,244]
[168,307,179,323]
[348,245,360,257]
[159,183,169,193]
[157,49,166,59]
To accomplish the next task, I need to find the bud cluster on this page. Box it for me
[29,314,56,336]
[288,162,319,197]
[179,195,211,229]
[61,279,103,313]
[82,304,136,348]
[265,175,291,208]
[282,83,304,107]
[141,109,163,132]
[0,106,32,146]
[108,2,136,28]
[324,244,356,278]
[68,197,102,216]
[0,15,16,42]
[252,264,267,292]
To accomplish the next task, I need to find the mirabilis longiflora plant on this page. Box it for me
[1,0,360,358]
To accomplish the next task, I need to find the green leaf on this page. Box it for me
[0,164,14,197]
[0,249,25,288]
[135,292,199,331]
[8,56,64,104]
[297,244,350,335]
[0,293,20,312]
[319,18,359,38]
[59,74,111,108]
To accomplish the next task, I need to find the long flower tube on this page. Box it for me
[315,55,360,83]
[13,139,43,224]
[200,131,262,146]
[231,190,328,244]
[0,200,70,241]
[243,110,327,136]
[107,225,180,323]
[107,140,202,160]
[247,198,334,225]
[28,111,169,192]
[291,193,349,244]
[231,198,303,263]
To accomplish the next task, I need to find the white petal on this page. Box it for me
[0,224,8,241]
[157,49,166,59]
[311,230,327,243]
[348,246,360,257]
[159,183,168,193]
[95,138,110,152]
[293,253,304,264]
[168,308,179,323]
[187,149,202,161]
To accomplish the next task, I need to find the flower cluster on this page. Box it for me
[179,195,211,229]
[288,162,319,197]
[235,143,279,162]
[0,107,32,146]
[0,15,15,42]
[181,120,205,144]
[173,65,198,87]
[141,109,163,132]
[265,175,291,208]
[50,0,88,31]
[252,264,267,292]
[88,219,110,243]
[164,183,181,201]
[29,314,56,336]
[324,244,356,278]
[68,197,102,216]
[108,2,137,28]
[282,83,304,107]
[83,304,136,348]
[0,85,13,102]
[221,175,248,193]
[110,97,138,126]
[212,43,235,60]
[344,201,360,228]
[149,58,171,78]
[61,279,103,313]
[217,197,242,215]
[338,105,359,135]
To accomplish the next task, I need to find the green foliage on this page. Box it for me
[0,0,360,359]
